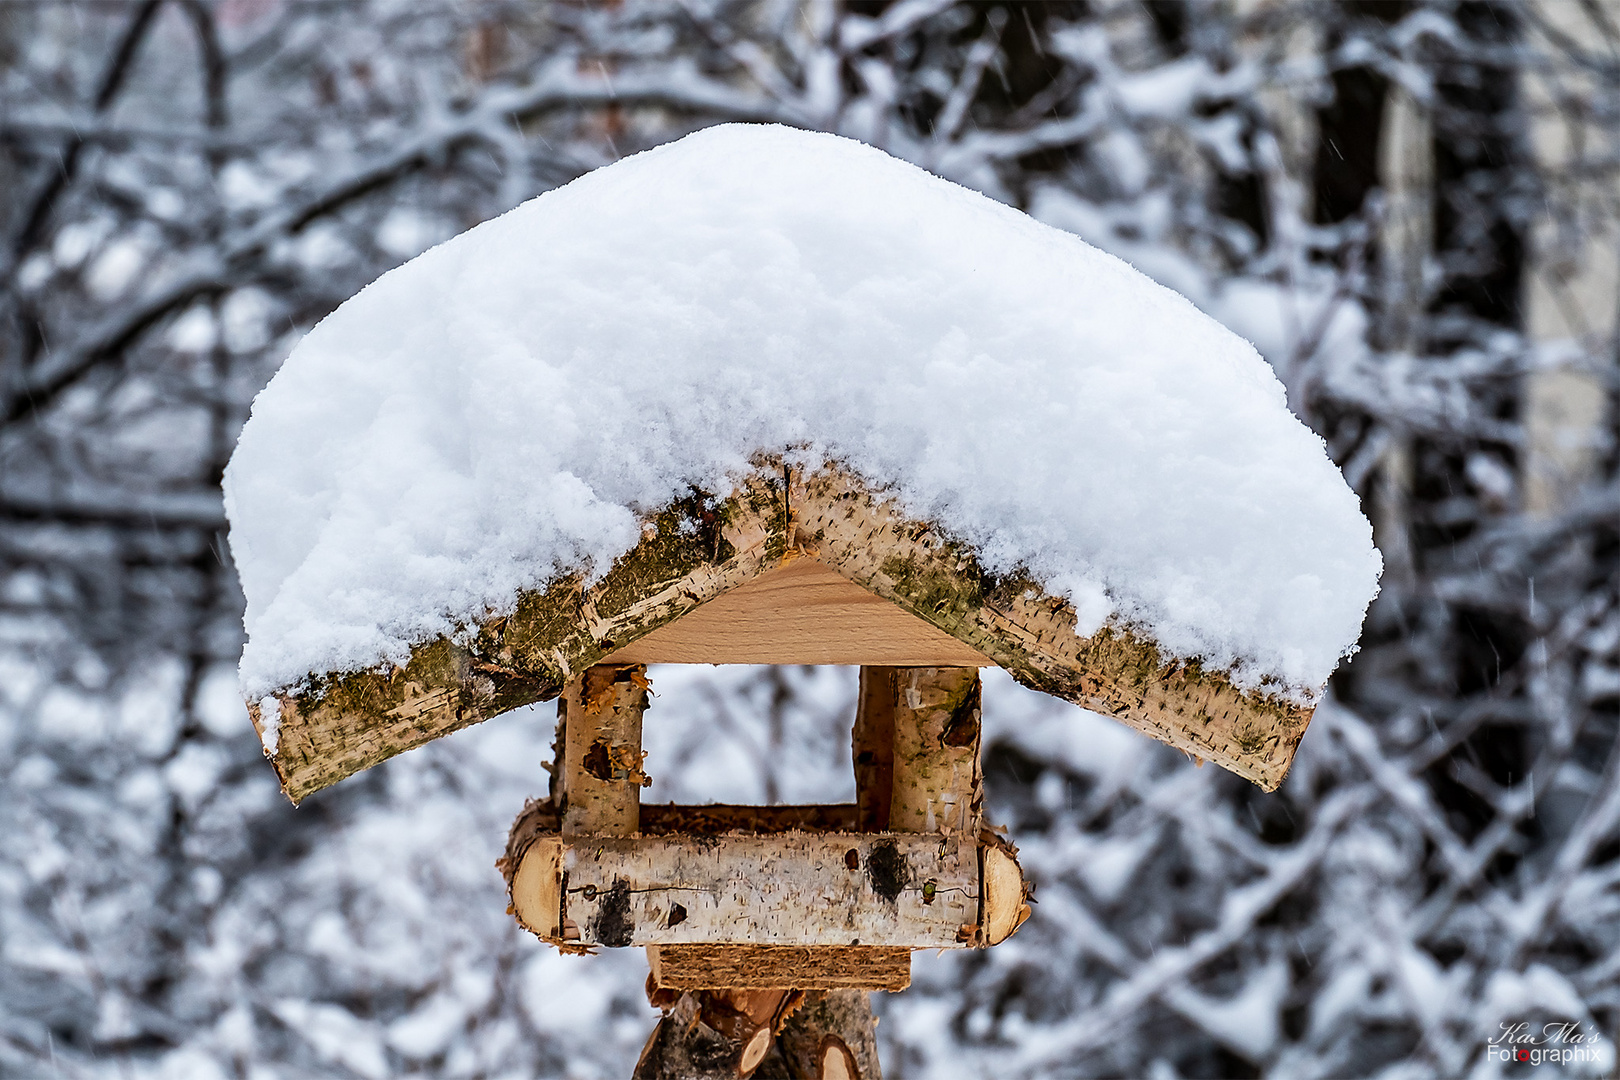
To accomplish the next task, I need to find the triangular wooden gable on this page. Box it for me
[252,458,1314,803]
[603,558,992,666]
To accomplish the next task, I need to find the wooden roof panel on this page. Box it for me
[252,458,1316,803]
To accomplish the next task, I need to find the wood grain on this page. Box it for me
[604,558,992,666]
[648,945,910,992]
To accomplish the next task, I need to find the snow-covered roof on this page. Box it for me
[225,124,1379,792]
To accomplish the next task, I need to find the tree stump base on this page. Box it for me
[634,983,880,1080]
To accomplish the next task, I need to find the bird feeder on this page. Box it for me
[246,459,1324,1076]
[228,124,1379,1078]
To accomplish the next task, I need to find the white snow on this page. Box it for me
[225,123,1380,703]
[255,695,280,756]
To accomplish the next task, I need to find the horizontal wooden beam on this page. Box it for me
[502,799,859,849]
[648,945,911,992]
[511,831,979,949]
[500,799,1032,950]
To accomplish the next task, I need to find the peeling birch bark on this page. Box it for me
[259,458,1316,802]
[559,664,649,836]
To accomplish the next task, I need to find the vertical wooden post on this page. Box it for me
[560,664,650,836]
[852,666,896,832]
[889,667,982,837]
[885,667,1027,946]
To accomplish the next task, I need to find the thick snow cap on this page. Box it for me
[226,123,1380,704]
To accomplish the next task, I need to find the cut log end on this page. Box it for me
[820,1036,859,1080]
[740,1027,772,1075]
[511,837,561,940]
[982,840,1030,947]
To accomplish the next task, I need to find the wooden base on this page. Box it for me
[634,987,881,1079]
[648,944,911,992]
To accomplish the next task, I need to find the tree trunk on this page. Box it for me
[774,991,880,1079]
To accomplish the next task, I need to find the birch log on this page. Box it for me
[889,667,982,836]
[560,664,650,836]
[556,832,976,948]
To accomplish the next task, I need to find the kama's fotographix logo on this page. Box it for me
[1485,1021,1608,1068]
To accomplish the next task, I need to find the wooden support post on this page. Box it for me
[889,667,982,837]
[852,666,896,832]
[559,664,650,837]
[635,988,803,1079]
